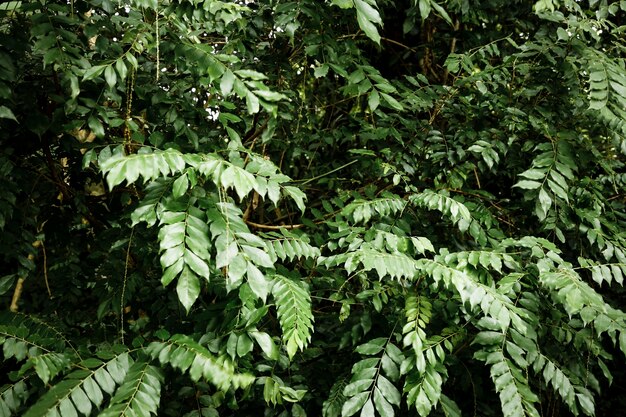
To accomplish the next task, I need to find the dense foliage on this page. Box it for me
[2,0,626,416]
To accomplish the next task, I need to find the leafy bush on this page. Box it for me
[1,0,626,416]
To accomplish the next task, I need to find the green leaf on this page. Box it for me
[250,331,279,360]
[236,333,254,357]
[344,379,374,397]
[537,188,552,219]
[519,169,546,180]
[227,253,247,290]
[176,267,201,313]
[243,244,274,268]
[253,89,287,102]
[98,360,163,417]
[283,186,307,214]
[354,0,381,24]
[360,399,375,417]
[0,106,17,122]
[418,0,432,20]
[513,180,542,189]
[373,388,394,417]
[368,89,380,111]
[380,92,403,111]
[547,179,568,202]
[88,116,105,139]
[59,397,77,417]
[439,394,462,417]
[83,65,106,81]
[83,377,104,408]
[183,250,210,279]
[342,392,369,417]
[220,165,257,200]
[162,258,184,287]
[172,173,189,198]
[314,64,330,78]
[355,339,385,355]
[70,388,91,416]
[246,91,260,114]
[332,0,354,8]
[354,0,381,44]
[147,335,254,391]
[235,69,268,80]
[161,244,185,269]
[104,65,117,89]
[115,59,128,81]
[430,1,453,25]
[100,149,186,188]
[22,352,131,417]
[247,262,269,302]
[28,352,71,385]
[220,69,235,96]
[272,275,314,359]
[576,392,595,416]
[0,274,15,295]
[376,375,400,406]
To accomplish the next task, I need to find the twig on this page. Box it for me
[381,37,417,52]
[473,167,481,189]
[298,160,358,185]
[120,228,135,345]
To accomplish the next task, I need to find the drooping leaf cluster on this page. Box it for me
[1,0,626,416]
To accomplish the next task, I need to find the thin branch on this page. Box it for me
[120,227,135,345]
[298,160,359,185]
[381,36,417,52]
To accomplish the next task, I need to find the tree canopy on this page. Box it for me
[1,0,626,416]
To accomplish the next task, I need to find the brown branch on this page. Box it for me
[473,167,482,189]
[10,252,35,312]
[381,37,416,52]
[33,240,51,298]
[9,277,25,312]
